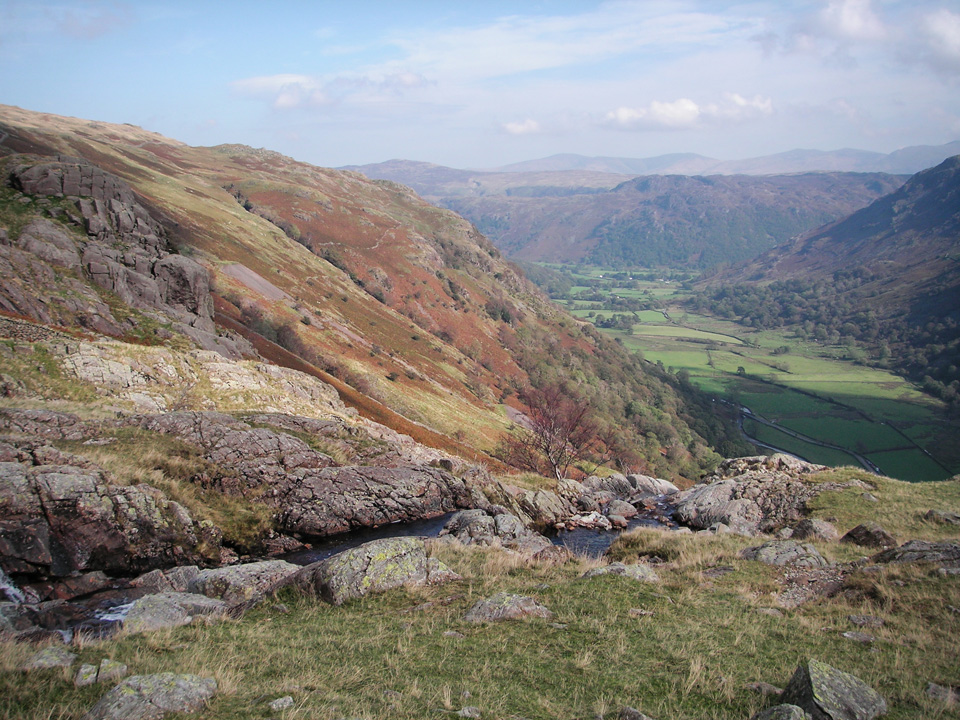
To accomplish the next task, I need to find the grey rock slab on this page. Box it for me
[188,560,299,607]
[840,523,896,549]
[464,592,553,623]
[927,682,960,704]
[793,519,840,542]
[22,645,76,670]
[779,659,886,720]
[268,696,295,711]
[619,707,657,720]
[289,537,438,605]
[76,658,128,687]
[741,541,829,568]
[82,673,217,720]
[581,562,660,583]
[847,615,884,628]
[123,592,227,634]
[924,509,960,526]
[870,540,960,568]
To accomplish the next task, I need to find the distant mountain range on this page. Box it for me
[486,141,960,176]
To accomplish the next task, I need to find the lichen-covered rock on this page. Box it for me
[288,537,441,605]
[751,705,813,720]
[792,519,840,542]
[439,509,554,556]
[75,658,128,687]
[870,540,960,569]
[518,488,575,528]
[581,562,660,583]
[676,455,828,536]
[779,659,886,720]
[123,592,227,634]
[188,560,299,607]
[464,592,553,623]
[82,673,217,720]
[840,523,896,549]
[741,541,829,568]
[22,645,76,670]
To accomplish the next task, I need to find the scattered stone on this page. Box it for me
[847,615,884,629]
[792,519,840,542]
[924,509,960,526]
[188,560,300,607]
[628,608,654,617]
[464,593,553,623]
[860,493,879,503]
[702,566,735,579]
[841,631,875,644]
[457,707,481,718]
[745,681,785,697]
[76,658,128,687]
[268,696,294,711]
[548,622,568,629]
[427,557,462,584]
[750,706,812,720]
[607,499,638,519]
[758,608,785,618]
[82,673,217,720]
[123,592,227,634]
[779,659,886,720]
[870,540,960,569]
[272,603,290,614]
[926,682,960,704]
[443,631,465,639]
[841,524,896,549]
[619,707,656,720]
[581,562,660,583]
[288,537,446,605]
[22,645,76,670]
[741,541,829,568]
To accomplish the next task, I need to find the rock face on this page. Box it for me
[0,438,220,578]
[741,541,829,568]
[3,156,244,357]
[82,673,217,720]
[187,560,299,607]
[463,592,553,623]
[675,455,826,535]
[134,411,472,536]
[288,537,452,605]
[123,592,227,635]
[779,659,886,720]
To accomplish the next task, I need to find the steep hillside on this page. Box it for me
[443,172,906,267]
[696,156,960,403]
[0,104,741,481]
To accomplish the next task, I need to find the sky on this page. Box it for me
[1,0,959,169]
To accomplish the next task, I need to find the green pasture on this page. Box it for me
[741,418,862,468]
[867,448,950,484]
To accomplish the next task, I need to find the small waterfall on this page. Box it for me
[0,567,26,605]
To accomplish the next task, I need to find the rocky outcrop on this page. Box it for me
[779,659,886,720]
[287,537,454,605]
[741,541,829,568]
[463,592,553,623]
[4,155,246,358]
[675,455,826,536]
[82,673,217,720]
[792,519,840,542]
[870,540,960,569]
[439,509,555,557]
[0,438,220,579]
[840,523,896,549]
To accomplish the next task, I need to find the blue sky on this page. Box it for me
[1,1,959,168]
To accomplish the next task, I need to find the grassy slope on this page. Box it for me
[3,469,958,720]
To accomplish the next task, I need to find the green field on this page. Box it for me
[543,268,958,482]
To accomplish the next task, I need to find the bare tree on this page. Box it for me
[500,381,598,481]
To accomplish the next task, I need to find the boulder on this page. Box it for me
[840,524,896,549]
[22,645,76,670]
[741,541,829,568]
[779,659,886,720]
[288,537,446,605]
[438,509,554,556]
[626,474,680,497]
[130,566,200,594]
[751,706,812,720]
[82,673,217,720]
[607,499,639,519]
[582,473,635,498]
[619,707,657,720]
[123,592,227,634]
[75,658,128,687]
[870,540,960,569]
[793,519,840,542]
[188,560,299,607]
[581,562,660,583]
[518,488,575,528]
[675,455,824,535]
[464,592,553,623]
[924,509,960,526]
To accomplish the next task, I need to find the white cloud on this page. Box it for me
[606,94,772,130]
[918,9,960,74]
[502,118,542,135]
[820,0,885,41]
[231,71,429,110]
